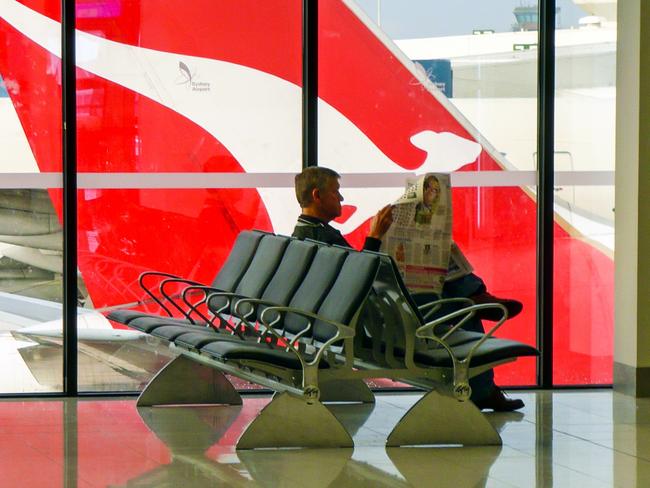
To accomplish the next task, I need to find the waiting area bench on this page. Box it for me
[108,230,538,449]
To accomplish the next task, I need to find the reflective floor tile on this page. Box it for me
[4,390,650,487]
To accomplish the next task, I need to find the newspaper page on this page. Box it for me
[446,242,474,282]
[380,174,452,294]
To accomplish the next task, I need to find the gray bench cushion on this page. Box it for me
[128,316,206,333]
[150,324,216,341]
[249,239,318,320]
[174,330,228,350]
[413,338,538,368]
[281,246,349,335]
[200,340,328,370]
[312,251,381,343]
[208,234,289,312]
[210,230,266,290]
[107,309,150,325]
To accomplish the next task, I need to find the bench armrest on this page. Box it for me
[415,302,508,400]
[416,296,476,321]
[232,297,287,342]
[138,271,182,317]
[157,277,206,322]
[233,297,282,320]
[416,303,507,341]
[99,272,202,317]
[256,305,356,399]
[177,286,244,336]
[259,306,355,367]
[138,270,180,293]
[205,290,248,314]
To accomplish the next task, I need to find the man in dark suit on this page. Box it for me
[292,166,524,411]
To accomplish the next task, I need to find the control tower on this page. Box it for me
[512,4,561,31]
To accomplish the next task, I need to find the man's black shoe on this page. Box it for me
[470,291,523,321]
[473,388,525,412]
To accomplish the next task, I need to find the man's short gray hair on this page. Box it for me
[294,167,340,207]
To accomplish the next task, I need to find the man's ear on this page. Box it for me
[311,187,321,203]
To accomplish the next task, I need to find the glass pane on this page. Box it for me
[73,1,303,392]
[0,1,63,393]
[553,1,616,384]
[320,0,538,385]
[74,0,303,175]
[553,187,614,386]
[453,186,537,386]
[0,1,63,173]
[76,187,276,391]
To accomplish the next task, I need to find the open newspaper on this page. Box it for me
[380,173,472,294]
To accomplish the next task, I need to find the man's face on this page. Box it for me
[316,177,344,221]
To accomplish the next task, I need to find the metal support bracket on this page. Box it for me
[386,387,502,447]
[319,378,376,403]
[237,391,354,449]
[137,354,242,407]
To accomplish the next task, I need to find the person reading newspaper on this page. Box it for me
[292,167,523,411]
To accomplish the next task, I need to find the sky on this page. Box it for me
[354,0,589,39]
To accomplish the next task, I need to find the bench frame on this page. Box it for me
[115,232,536,449]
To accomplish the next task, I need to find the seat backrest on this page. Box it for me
[210,230,266,291]
[208,233,289,312]
[279,245,349,335]
[354,253,426,364]
[236,238,318,318]
[312,250,381,343]
[385,256,426,325]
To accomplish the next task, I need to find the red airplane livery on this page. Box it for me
[0,0,613,387]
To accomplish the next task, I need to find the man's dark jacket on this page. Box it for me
[291,214,381,252]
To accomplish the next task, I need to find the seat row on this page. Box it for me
[108,230,538,448]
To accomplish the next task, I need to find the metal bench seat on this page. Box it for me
[357,328,487,356]
[159,329,221,349]
[144,237,327,346]
[127,316,210,334]
[199,340,331,370]
[412,337,537,369]
[128,231,538,450]
[166,242,352,352]
[148,323,219,341]
[107,309,152,324]
[135,235,380,449]
[349,253,539,446]
[155,243,348,353]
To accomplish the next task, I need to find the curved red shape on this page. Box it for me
[0,9,277,308]
[0,0,613,386]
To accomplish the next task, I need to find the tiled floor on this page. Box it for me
[1,390,649,487]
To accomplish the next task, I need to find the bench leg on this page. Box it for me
[237,392,354,449]
[319,379,375,403]
[386,387,502,447]
[137,354,243,407]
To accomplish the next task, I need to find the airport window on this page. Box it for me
[74,0,303,393]
[323,0,543,386]
[0,0,64,393]
[552,5,616,384]
[0,0,616,395]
